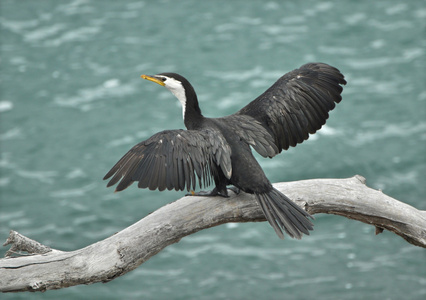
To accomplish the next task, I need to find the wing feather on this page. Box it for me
[236,62,346,153]
[220,115,279,158]
[104,129,232,192]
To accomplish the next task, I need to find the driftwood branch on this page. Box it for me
[1,175,425,293]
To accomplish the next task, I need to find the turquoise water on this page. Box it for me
[1,0,425,299]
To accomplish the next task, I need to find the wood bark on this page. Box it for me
[1,175,425,293]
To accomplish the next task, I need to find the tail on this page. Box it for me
[255,188,313,239]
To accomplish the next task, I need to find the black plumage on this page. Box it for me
[104,62,346,239]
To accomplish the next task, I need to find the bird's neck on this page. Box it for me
[183,91,204,130]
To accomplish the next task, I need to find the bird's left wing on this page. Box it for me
[236,62,346,154]
[104,129,232,192]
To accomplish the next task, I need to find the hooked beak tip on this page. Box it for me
[141,74,165,86]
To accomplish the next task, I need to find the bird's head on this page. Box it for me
[141,73,199,120]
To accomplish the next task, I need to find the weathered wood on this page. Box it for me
[1,176,425,293]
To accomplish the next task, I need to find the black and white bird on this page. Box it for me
[104,62,346,239]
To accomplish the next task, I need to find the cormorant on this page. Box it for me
[104,62,346,239]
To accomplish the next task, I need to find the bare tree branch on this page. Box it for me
[1,176,425,293]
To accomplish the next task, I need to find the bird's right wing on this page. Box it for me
[236,62,346,154]
[104,129,232,192]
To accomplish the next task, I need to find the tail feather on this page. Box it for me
[255,189,313,239]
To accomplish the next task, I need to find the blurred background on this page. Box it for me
[1,0,425,299]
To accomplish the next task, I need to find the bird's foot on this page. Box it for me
[186,187,229,198]
[228,186,240,195]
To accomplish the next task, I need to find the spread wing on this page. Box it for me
[104,129,232,192]
[236,62,346,154]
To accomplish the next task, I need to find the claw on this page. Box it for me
[185,187,230,197]
[228,186,240,195]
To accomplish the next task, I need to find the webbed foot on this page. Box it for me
[228,186,240,195]
[186,187,229,198]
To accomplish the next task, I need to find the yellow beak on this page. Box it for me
[141,74,165,86]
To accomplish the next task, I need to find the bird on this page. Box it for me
[104,62,346,239]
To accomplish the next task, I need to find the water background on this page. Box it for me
[1,0,425,299]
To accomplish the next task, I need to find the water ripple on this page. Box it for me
[24,23,66,43]
[0,177,11,187]
[43,26,101,47]
[344,57,398,70]
[16,169,57,184]
[56,0,95,16]
[0,128,22,141]
[0,17,39,34]
[281,276,337,288]
[386,3,408,15]
[350,122,426,146]
[0,101,14,112]
[50,183,97,198]
[54,79,137,111]
[368,19,412,31]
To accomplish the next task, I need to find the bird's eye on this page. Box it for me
[161,77,166,82]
